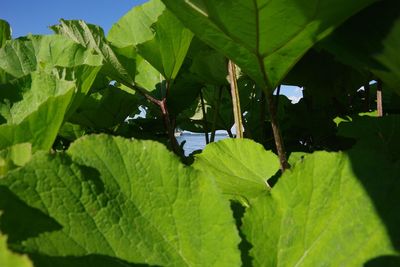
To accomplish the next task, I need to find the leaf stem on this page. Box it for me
[127,82,181,155]
[266,92,290,171]
[228,60,243,138]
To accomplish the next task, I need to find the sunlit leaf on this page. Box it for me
[0,135,241,266]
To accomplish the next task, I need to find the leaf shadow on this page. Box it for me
[29,253,159,267]
[364,255,400,267]
[0,186,62,244]
[347,148,400,262]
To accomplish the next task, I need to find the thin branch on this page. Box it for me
[228,60,244,138]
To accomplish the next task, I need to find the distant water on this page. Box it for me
[177,133,228,156]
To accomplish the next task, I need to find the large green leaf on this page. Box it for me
[51,20,137,86]
[321,1,400,94]
[193,139,280,203]
[0,35,102,79]
[0,135,241,266]
[0,20,11,48]
[0,232,33,267]
[161,0,377,91]
[242,151,400,266]
[109,0,193,80]
[136,10,193,80]
[108,0,165,47]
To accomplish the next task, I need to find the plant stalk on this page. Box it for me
[159,98,181,155]
[377,80,383,117]
[228,60,243,138]
[266,92,290,171]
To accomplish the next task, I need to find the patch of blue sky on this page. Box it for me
[2,0,147,38]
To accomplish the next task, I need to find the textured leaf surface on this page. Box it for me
[0,135,241,266]
[242,151,400,266]
[51,20,137,86]
[161,0,376,90]
[193,139,279,202]
[0,233,33,267]
[0,35,102,79]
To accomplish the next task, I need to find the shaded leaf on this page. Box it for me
[338,114,400,161]
[321,1,400,94]
[0,20,11,48]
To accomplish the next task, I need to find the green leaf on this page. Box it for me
[0,71,76,151]
[0,232,33,267]
[109,0,193,80]
[242,151,400,266]
[0,35,102,79]
[134,55,163,92]
[0,20,11,48]
[108,0,166,47]
[51,20,137,86]
[161,0,377,91]
[193,139,280,203]
[136,10,193,80]
[1,135,241,266]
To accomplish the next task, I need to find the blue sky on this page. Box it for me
[2,0,147,37]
